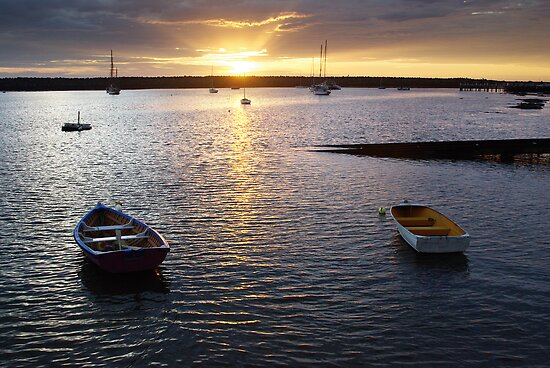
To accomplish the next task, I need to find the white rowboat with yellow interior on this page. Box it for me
[390,203,470,253]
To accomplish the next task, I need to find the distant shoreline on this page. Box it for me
[1,76,548,93]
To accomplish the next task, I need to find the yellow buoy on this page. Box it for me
[378,207,386,215]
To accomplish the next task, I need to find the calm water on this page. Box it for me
[0,88,549,367]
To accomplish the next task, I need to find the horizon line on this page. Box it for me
[1,75,548,83]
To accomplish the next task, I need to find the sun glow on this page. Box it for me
[227,60,255,74]
[193,48,266,75]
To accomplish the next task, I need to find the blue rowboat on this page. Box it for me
[74,203,169,273]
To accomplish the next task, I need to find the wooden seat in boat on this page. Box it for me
[395,217,435,227]
[82,221,134,232]
[82,232,149,243]
[406,226,450,236]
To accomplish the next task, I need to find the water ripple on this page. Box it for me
[0,89,548,367]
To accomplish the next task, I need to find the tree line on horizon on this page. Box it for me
[0,76,544,92]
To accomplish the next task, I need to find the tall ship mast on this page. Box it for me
[106,50,121,95]
[110,50,115,78]
[324,40,327,78]
[323,40,342,91]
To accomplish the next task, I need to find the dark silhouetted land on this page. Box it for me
[0,76,548,92]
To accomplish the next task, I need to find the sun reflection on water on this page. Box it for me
[226,106,258,223]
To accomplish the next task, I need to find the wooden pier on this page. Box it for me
[315,138,550,160]
[459,81,506,92]
[459,81,550,94]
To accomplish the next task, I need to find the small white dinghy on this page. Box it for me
[62,111,92,132]
[390,203,470,253]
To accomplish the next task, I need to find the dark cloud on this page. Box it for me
[0,0,549,77]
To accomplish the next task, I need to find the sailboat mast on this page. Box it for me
[319,44,323,78]
[211,65,214,88]
[324,40,327,78]
[110,50,114,78]
[311,57,314,85]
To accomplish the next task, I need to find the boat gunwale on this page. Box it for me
[73,203,169,257]
[389,203,470,239]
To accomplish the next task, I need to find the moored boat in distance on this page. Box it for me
[209,65,218,93]
[73,203,170,273]
[308,40,332,96]
[62,111,91,132]
[319,41,341,91]
[106,50,121,95]
[240,88,251,104]
[312,83,331,95]
[390,203,470,253]
[324,80,342,90]
[106,83,120,95]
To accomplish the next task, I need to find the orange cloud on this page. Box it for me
[139,11,310,29]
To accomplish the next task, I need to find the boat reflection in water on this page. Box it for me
[390,234,470,273]
[78,259,170,295]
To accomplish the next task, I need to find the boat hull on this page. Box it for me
[310,84,331,95]
[74,204,169,273]
[395,224,469,253]
[81,247,168,273]
[62,123,92,131]
[390,204,470,253]
[106,85,121,95]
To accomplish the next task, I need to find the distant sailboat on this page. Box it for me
[209,65,218,93]
[312,84,331,95]
[62,111,92,132]
[308,57,316,92]
[323,40,342,91]
[241,74,251,104]
[106,50,121,95]
[325,81,342,90]
[240,88,251,104]
[310,41,333,95]
[324,40,341,90]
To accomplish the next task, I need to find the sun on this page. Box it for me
[228,61,255,74]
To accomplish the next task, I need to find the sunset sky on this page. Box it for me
[1,0,549,80]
